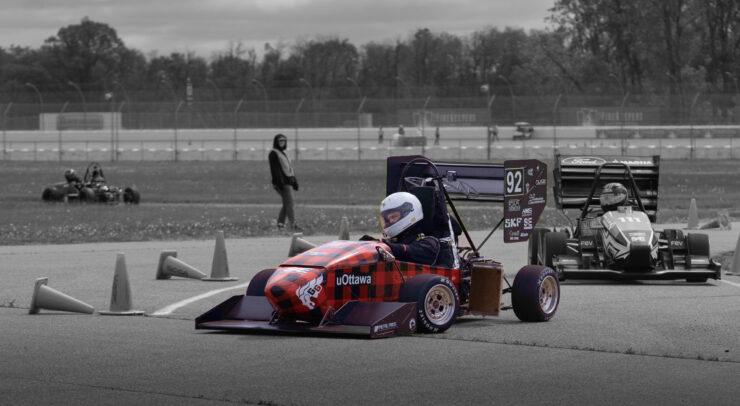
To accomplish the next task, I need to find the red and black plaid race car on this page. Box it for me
[196,156,559,338]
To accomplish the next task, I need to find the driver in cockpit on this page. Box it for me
[600,182,629,212]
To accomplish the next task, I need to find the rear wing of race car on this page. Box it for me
[553,154,660,221]
[386,155,547,245]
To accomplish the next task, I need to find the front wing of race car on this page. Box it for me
[195,295,418,339]
[553,254,721,280]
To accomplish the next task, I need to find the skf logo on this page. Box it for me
[505,218,522,228]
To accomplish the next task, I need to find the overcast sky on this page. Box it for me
[3,0,555,59]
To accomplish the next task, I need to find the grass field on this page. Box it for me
[1,159,738,245]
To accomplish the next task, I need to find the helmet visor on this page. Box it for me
[380,201,413,229]
[601,184,628,206]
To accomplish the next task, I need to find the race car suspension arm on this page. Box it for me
[477,217,505,252]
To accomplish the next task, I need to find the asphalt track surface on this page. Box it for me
[2,227,740,405]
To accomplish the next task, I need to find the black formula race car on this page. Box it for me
[41,162,140,204]
[196,156,558,338]
[530,155,720,282]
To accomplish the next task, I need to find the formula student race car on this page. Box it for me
[529,154,721,282]
[196,156,558,338]
[41,162,141,204]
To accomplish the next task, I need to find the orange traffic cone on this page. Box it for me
[687,198,699,230]
[338,216,350,240]
[29,277,94,315]
[289,232,316,257]
[99,253,145,315]
[728,234,740,276]
[203,231,238,281]
[156,251,206,280]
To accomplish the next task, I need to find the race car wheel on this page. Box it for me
[529,228,549,265]
[685,233,710,283]
[511,265,559,322]
[79,187,95,202]
[123,186,141,205]
[246,268,276,296]
[400,274,459,334]
[41,188,54,201]
[542,232,568,279]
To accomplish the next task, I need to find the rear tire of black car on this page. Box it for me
[123,186,141,205]
[246,269,276,296]
[542,232,568,280]
[400,274,459,334]
[529,228,549,265]
[512,265,560,322]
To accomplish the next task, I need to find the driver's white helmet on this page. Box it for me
[600,182,629,211]
[380,192,423,238]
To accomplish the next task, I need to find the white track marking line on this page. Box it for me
[150,282,249,316]
[720,279,740,288]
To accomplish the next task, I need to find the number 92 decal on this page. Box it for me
[505,167,524,196]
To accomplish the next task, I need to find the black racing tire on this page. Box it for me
[686,277,708,283]
[79,187,95,203]
[511,265,560,322]
[400,274,459,334]
[529,228,549,265]
[123,186,141,205]
[41,187,55,201]
[686,233,710,257]
[246,269,276,296]
[542,232,568,280]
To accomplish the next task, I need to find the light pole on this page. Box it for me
[299,78,316,127]
[206,78,223,119]
[609,72,628,155]
[495,74,515,122]
[67,81,86,127]
[25,82,44,131]
[251,78,269,127]
[347,77,366,160]
[233,98,244,161]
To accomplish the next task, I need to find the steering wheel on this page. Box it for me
[398,157,443,193]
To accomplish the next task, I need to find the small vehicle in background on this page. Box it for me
[512,122,534,140]
[41,162,140,204]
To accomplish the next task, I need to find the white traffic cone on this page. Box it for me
[687,198,699,230]
[728,234,740,276]
[29,277,94,315]
[203,231,238,281]
[99,253,145,315]
[338,216,350,240]
[288,232,316,257]
[161,256,207,280]
[156,250,178,280]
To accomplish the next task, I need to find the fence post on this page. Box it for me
[58,101,68,162]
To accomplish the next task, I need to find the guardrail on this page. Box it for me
[2,136,737,161]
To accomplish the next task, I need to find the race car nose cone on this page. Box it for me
[264,267,327,317]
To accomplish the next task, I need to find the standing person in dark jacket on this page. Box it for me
[268,133,301,230]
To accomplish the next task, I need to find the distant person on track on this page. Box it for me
[268,133,301,231]
[434,126,440,145]
[378,126,384,144]
[398,125,405,135]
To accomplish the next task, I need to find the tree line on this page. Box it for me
[0,0,738,114]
